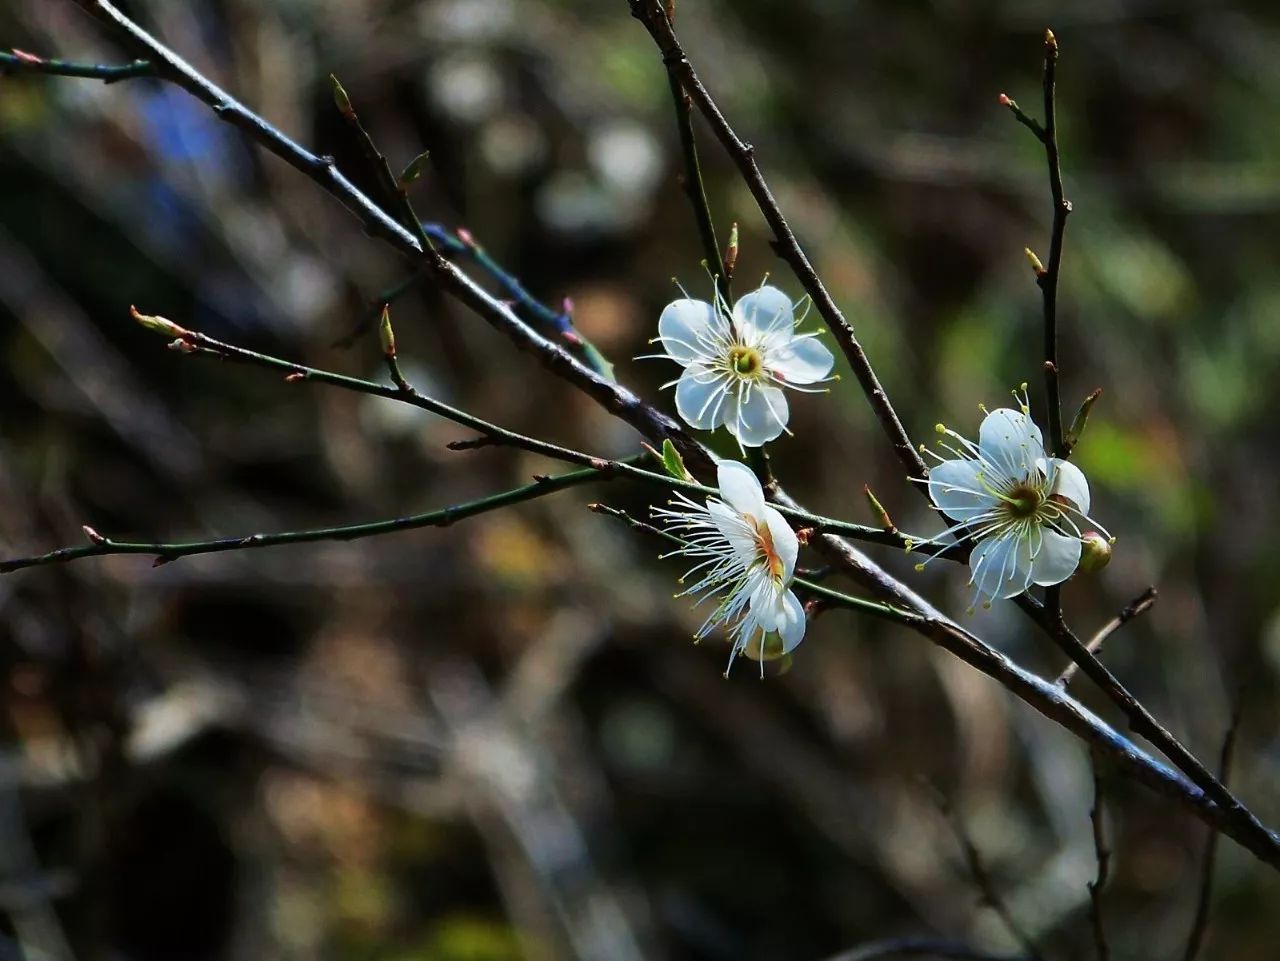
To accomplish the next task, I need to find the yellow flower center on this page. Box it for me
[729,345,764,377]
[1004,483,1044,518]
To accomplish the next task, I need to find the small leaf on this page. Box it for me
[330,74,355,119]
[661,439,692,481]
[1066,388,1102,450]
[399,150,431,186]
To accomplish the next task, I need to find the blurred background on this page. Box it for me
[2,0,1280,958]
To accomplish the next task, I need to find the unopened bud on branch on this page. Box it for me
[330,74,355,119]
[81,525,106,545]
[724,222,739,280]
[1024,247,1046,277]
[130,305,188,339]
[378,304,396,359]
[863,485,895,532]
[1066,388,1102,449]
[1078,532,1112,574]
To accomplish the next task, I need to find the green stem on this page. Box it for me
[175,324,897,544]
[1,457,646,575]
[0,50,155,83]
[664,68,727,302]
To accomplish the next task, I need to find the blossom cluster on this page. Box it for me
[644,280,1109,674]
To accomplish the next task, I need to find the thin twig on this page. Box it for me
[935,794,1044,961]
[628,0,927,484]
[329,74,432,251]
[663,69,727,301]
[820,938,1029,961]
[331,270,426,349]
[1182,701,1244,961]
[0,457,643,574]
[420,224,614,378]
[1002,31,1071,460]
[0,48,154,82]
[1056,586,1157,688]
[1087,752,1111,961]
[1037,29,1070,461]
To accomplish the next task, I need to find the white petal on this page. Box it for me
[978,407,1044,480]
[927,458,999,522]
[674,369,727,431]
[733,285,795,344]
[1028,528,1082,587]
[707,499,758,568]
[761,505,798,581]
[658,298,720,364]
[766,336,834,385]
[1047,458,1091,514]
[747,573,784,630]
[716,460,767,519]
[723,384,789,447]
[969,532,1035,601]
[775,590,806,653]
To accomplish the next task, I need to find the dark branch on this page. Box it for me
[1182,702,1244,961]
[1056,586,1157,687]
[936,794,1044,961]
[1019,594,1278,868]
[1087,752,1111,961]
[628,0,928,484]
[820,938,1030,961]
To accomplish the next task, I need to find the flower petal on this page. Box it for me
[747,572,784,630]
[969,531,1035,601]
[723,384,789,447]
[927,458,999,522]
[978,407,1044,480]
[674,368,727,431]
[767,336,834,385]
[1028,528,1082,587]
[761,505,798,581]
[707,498,759,568]
[775,590,806,653]
[716,460,767,519]
[658,298,720,364]
[733,285,795,344]
[1047,458,1091,514]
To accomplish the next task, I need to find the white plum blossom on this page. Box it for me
[647,282,835,447]
[917,387,1111,605]
[655,460,806,675]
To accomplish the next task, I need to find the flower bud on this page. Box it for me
[1078,531,1112,574]
[330,74,355,119]
[130,305,188,339]
[743,632,792,666]
[378,304,396,359]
